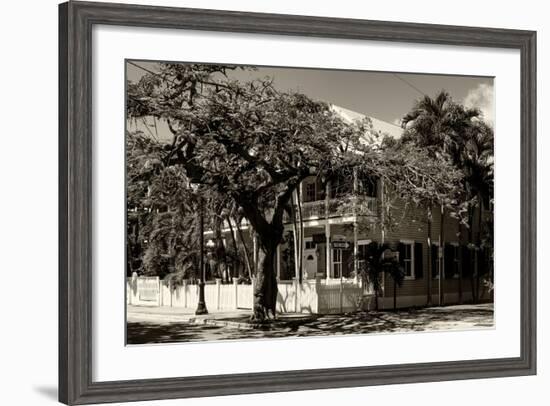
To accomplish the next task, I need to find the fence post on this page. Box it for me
[130,272,138,305]
[251,278,255,310]
[216,278,222,310]
[169,279,173,307]
[183,279,188,308]
[314,277,320,314]
[157,277,162,307]
[339,278,343,314]
[294,278,299,313]
[233,277,238,310]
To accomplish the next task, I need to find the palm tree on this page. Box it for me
[458,121,494,301]
[401,90,482,306]
[355,242,403,311]
[401,91,480,158]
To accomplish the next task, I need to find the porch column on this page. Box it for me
[353,168,359,283]
[299,182,305,284]
[325,180,331,280]
[380,178,386,244]
[379,178,385,297]
[325,223,331,280]
[276,243,281,280]
[292,190,300,281]
[353,221,359,282]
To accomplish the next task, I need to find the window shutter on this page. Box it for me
[457,245,463,277]
[462,246,472,277]
[316,178,325,201]
[478,248,486,276]
[431,245,438,278]
[414,242,423,279]
[444,244,454,279]
[366,241,378,255]
[369,177,378,198]
[342,249,352,278]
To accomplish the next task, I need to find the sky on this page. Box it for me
[126,60,494,131]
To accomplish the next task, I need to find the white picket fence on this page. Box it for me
[127,275,370,314]
[317,282,365,314]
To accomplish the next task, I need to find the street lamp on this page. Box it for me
[189,179,208,315]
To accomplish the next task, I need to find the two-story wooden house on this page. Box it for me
[221,105,493,311]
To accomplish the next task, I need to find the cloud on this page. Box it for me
[463,83,494,126]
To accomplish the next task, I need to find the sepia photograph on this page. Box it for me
[125,61,494,345]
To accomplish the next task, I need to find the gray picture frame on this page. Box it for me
[58,1,537,404]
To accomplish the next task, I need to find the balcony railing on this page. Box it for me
[219,197,378,231]
[284,197,377,223]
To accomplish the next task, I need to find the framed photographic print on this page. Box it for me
[59,1,536,404]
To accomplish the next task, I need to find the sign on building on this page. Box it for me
[331,240,350,249]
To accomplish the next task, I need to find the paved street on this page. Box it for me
[127,303,494,344]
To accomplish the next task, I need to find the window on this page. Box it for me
[329,174,353,198]
[305,182,316,202]
[452,244,460,278]
[358,175,378,197]
[444,243,460,279]
[357,245,367,270]
[432,243,460,279]
[400,241,414,279]
[332,249,343,278]
[357,241,372,271]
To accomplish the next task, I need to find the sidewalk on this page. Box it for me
[127,303,494,344]
[128,305,248,322]
[128,303,494,331]
[127,305,313,329]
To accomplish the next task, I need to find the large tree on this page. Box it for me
[127,63,355,321]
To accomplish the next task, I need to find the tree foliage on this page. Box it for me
[126,65,495,315]
[126,63,368,321]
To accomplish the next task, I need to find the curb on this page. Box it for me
[127,312,194,323]
[188,318,259,330]
[128,311,316,330]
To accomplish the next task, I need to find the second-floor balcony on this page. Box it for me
[284,196,378,223]
[216,196,378,234]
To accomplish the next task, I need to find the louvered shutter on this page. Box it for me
[414,242,423,279]
[444,243,454,279]
[366,241,379,260]
[431,245,439,278]
[478,248,486,277]
[462,246,472,277]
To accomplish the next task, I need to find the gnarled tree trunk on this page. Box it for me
[251,238,279,322]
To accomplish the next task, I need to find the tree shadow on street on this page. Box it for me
[127,305,494,344]
[127,322,225,344]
